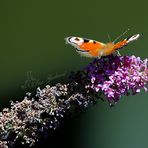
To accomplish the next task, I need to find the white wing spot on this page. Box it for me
[127,34,140,43]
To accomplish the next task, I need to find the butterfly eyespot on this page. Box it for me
[69,37,84,44]
[75,38,80,41]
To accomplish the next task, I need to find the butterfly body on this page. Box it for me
[65,34,140,58]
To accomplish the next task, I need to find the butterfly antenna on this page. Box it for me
[113,28,130,43]
[107,33,111,42]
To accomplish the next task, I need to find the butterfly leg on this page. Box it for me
[116,50,121,56]
[96,56,101,59]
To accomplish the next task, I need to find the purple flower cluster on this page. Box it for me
[0,54,147,147]
[78,55,148,103]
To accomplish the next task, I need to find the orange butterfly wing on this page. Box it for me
[113,34,140,51]
[79,41,105,57]
[113,40,127,51]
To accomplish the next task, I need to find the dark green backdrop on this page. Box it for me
[0,0,148,148]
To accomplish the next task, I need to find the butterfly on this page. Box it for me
[65,30,140,58]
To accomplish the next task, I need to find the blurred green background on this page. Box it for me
[0,0,148,148]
